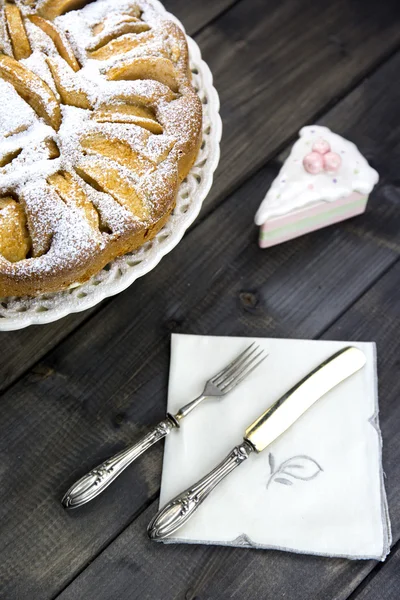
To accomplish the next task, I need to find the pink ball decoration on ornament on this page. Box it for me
[312,138,331,155]
[323,151,342,173]
[303,152,324,174]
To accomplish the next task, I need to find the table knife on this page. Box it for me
[148,345,366,540]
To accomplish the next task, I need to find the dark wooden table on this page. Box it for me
[1,1,400,598]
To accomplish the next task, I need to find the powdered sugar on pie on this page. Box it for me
[0,0,202,296]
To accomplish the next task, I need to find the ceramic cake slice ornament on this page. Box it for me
[255,126,379,248]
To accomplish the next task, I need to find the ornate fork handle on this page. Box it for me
[148,441,254,539]
[62,418,175,508]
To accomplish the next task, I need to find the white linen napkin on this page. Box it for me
[159,334,391,560]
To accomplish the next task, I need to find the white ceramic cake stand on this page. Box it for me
[0,25,221,330]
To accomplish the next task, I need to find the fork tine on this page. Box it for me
[210,343,256,384]
[219,349,266,391]
[212,344,260,385]
[222,353,268,394]
[213,344,261,386]
[218,348,264,388]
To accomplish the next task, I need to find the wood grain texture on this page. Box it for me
[56,262,400,600]
[350,544,400,600]
[0,45,399,599]
[196,0,400,211]
[0,311,103,393]
[323,264,400,545]
[163,0,237,33]
[1,0,400,397]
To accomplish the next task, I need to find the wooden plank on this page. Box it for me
[350,544,400,600]
[163,0,236,33]
[56,261,400,600]
[196,0,400,211]
[322,269,400,545]
[0,48,399,599]
[0,311,103,392]
[1,0,400,396]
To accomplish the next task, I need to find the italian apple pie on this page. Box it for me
[0,0,202,295]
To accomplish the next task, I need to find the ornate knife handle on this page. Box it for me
[62,418,175,509]
[148,440,254,540]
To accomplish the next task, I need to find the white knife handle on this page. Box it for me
[148,441,254,540]
[62,418,175,509]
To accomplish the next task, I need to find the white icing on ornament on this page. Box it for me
[255,125,379,224]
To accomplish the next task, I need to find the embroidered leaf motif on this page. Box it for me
[274,477,293,486]
[281,455,323,481]
[266,454,323,489]
[268,452,275,474]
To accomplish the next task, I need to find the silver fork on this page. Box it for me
[62,343,267,509]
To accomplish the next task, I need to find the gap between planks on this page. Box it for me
[346,537,400,600]
[163,0,239,37]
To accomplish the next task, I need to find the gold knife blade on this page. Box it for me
[245,346,366,451]
[148,345,366,540]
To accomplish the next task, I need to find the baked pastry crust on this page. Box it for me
[0,0,202,296]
